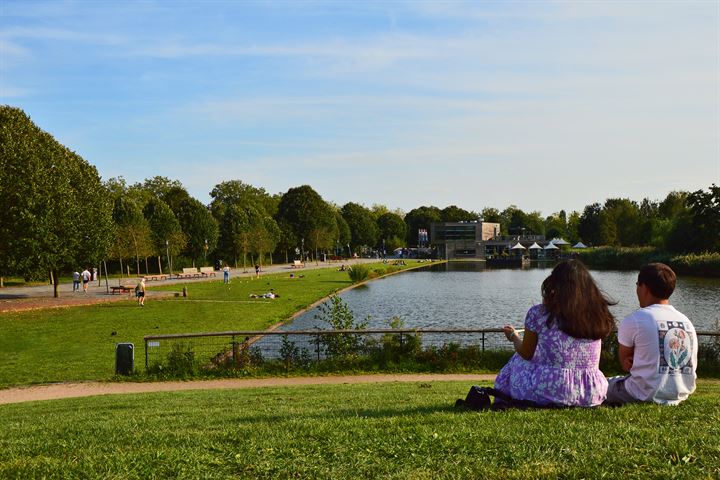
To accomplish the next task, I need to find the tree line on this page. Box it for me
[1,106,717,296]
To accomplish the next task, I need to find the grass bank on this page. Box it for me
[0,380,718,479]
[576,247,720,277]
[0,262,426,388]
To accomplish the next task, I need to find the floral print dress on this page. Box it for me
[494,304,608,407]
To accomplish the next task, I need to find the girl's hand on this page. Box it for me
[503,325,518,342]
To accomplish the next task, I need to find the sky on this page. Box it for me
[1,0,719,216]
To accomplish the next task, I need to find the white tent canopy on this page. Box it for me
[573,242,587,249]
[528,242,542,250]
[551,238,570,245]
[511,242,526,250]
[544,242,559,250]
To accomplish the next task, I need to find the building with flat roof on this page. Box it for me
[430,221,500,259]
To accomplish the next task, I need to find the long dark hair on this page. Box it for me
[541,260,616,340]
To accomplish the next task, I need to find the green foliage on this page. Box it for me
[177,197,219,265]
[404,205,441,245]
[577,247,720,277]
[276,185,337,254]
[440,205,477,222]
[377,212,407,249]
[348,264,370,283]
[0,106,114,289]
[340,202,378,250]
[279,335,312,371]
[314,295,369,358]
[146,342,198,376]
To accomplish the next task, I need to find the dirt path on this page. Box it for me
[0,374,496,405]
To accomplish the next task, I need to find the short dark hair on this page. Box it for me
[638,263,676,299]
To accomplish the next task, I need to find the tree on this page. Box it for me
[578,203,603,246]
[144,198,186,273]
[177,198,219,266]
[440,205,477,222]
[686,184,720,253]
[276,185,336,256]
[404,206,441,245]
[0,106,113,296]
[111,197,153,276]
[341,202,378,250]
[601,198,642,246]
[377,212,407,251]
[210,180,280,266]
[481,207,501,223]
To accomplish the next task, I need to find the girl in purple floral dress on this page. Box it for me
[494,260,616,407]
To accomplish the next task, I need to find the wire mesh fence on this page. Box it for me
[143,328,720,373]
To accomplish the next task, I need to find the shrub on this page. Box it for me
[314,295,369,357]
[348,264,370,283]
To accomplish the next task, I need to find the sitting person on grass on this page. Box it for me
[492,260,616,408]
[604,263,697,406]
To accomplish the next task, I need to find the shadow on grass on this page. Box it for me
[230,404,458,424]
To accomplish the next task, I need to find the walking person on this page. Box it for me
[136,278,146,307]
[72,270,80,292]
[255,264,260,278]
[223,264,230,284]
[81,268,91,293]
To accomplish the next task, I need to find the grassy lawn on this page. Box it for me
[0,379,718,479]
[0,262,421,388]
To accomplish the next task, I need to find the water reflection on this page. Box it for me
[283,263,720,332]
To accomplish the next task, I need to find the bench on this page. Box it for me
[199,267,216,277]
[291,260,305,268]
[144,274,168,281]
[110,285,135,295]
[176,267,201,279]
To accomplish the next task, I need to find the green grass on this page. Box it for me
[0,262,423,388]
[0,380,718,479]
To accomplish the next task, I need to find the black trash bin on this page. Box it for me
[115,343,134,375]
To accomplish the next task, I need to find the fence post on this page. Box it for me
[144,338,149,369]
[399,332,403,347]
[481,332,485,353]
[231,335,235,366]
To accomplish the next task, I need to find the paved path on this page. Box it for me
[0,258,381,312]
[0,374,496,405]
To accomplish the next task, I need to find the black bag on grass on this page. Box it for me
[455,386,551,411]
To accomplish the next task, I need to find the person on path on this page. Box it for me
[72,270,80,292]
[136,278,146,307]
[255,264,260,278]
[604,263,697,406]
[81,268,91,293]
[493,259,616,407]
[223,264,230,284]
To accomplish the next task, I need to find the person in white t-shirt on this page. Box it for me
[605,263,697,406]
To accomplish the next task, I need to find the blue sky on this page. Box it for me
[1,1,718,216]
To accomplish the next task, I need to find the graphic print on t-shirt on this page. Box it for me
[658,321,694,375]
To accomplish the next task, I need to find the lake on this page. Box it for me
[282,263,720,332]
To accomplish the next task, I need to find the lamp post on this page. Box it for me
[347,244,351,258]
[204,238,208,263]
[382,238,386,259]
[301,238,304,262]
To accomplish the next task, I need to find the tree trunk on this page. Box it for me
[144,257,149,275]
[158,256,163,274]
[119,258,124,278]
[52,269,59,298]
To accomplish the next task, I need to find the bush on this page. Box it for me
[314,295,369,357]
[348,264,370,283]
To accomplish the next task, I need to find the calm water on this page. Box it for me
[283,263,720,332]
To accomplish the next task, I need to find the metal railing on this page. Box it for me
[143,328,720,370]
